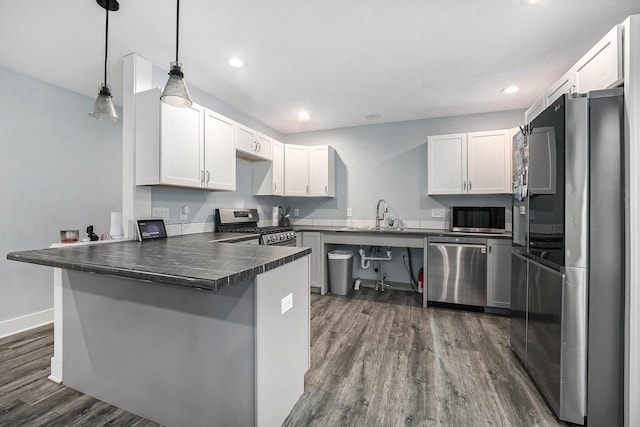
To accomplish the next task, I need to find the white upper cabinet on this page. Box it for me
[467,130,512,194]
[525,23,624,124]
[544,68,576,107]
[428,130,512,195]
[236,123,272,161]
[258,143,336,197]
[427,133,466,195]
[135,88,235,191]
[525,96,546,125]
[284,145,310,196]
[204,109,236,191]
[575,24,623,93]
[253,140,284,196]
[308,145,336,197]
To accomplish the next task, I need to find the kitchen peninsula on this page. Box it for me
[7,233,311,427]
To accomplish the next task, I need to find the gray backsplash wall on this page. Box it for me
[1,67,122,323]
[284,110,524,225]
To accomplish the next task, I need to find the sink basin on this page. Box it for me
[339,226,406,232]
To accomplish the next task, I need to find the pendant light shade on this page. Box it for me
[161,0,192,107]
[89,84,118,121]
[89,0,119,121]
[161,61,192,107]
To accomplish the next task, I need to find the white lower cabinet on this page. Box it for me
[136,88,234,190]
[300,232,324,290]
[487,239,512,309]
[428,130,512,195]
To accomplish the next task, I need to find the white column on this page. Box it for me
[623,14,640,427]
[122,53,153,238]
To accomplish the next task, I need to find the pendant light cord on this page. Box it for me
[104,5,109,88]
[175,0,180,62]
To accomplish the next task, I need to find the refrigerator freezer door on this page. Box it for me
[526,261,564,418]
[510,251,528,364]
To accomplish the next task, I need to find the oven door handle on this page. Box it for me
[427,242,486,249]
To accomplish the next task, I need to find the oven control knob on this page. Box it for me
[265,235,272,243]
[279,234,285,241]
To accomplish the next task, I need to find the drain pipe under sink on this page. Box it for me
[359,246,392,269]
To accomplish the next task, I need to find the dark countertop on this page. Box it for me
[7,232,311,292]
[292,225,513,239]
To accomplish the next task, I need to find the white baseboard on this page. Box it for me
[0,309,54,339]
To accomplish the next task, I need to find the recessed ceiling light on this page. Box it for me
[520,0,541,5]
[298,111,310,121]
[366,114,381,120]
[228,57,245,68]
[502,86,520,94]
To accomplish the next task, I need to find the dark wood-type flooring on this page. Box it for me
[0,288,565,426]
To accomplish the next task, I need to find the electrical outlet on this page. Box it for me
[281,293,293,314]
[401,251,408,259]
[180,206,189,221]
[431,208,446,218]
[152,207,169,220]
[346,207,352,217]
[293,208,299,217]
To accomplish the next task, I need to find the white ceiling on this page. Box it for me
[3,1,640,134]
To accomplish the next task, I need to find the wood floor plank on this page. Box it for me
[2,289,567,426]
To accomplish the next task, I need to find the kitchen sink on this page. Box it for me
[339,226,406,232]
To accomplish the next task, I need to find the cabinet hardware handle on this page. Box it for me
[325,185,328,194]
[469,181,472,191]
[256,141,260,152]
[489,245,492,254]
[206,171,211,183]
[306,185,309,194]
[273,182,276,192]
[463,181,466,191]
[201,170,205,183]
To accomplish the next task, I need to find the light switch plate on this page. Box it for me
[346,208,352,217]
[281,293,293,314]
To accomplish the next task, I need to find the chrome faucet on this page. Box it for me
[375,199,388,228]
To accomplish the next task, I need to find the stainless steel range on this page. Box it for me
[215,208,296,246]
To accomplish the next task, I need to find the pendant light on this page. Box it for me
[160,0,192,107]
[88,0,119,121]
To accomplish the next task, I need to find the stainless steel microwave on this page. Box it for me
[450,206,505,233]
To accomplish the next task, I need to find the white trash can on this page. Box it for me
[327,250,354,296]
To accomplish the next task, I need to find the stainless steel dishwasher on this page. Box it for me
[427,236,487,307]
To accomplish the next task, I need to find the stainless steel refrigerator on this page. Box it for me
[510,88,625,426]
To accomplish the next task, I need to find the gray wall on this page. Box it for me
[0,67,122,322]
[284,110,524,224]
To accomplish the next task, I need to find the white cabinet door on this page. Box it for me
[467,130,511,194]
[487,239,512,309]
[525,96,546,124]
[301,232,322,289]
[203,109,235,191]
[160,102,204,188]
[308,145,335,197]
[253,140,284,195]
[235,123,271,161]
[544,68,575,107]
[427,133,466,195]
[272,140,284,196]
[255,133,272,160]
[575,24,623,93]
[284,145,309,196]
